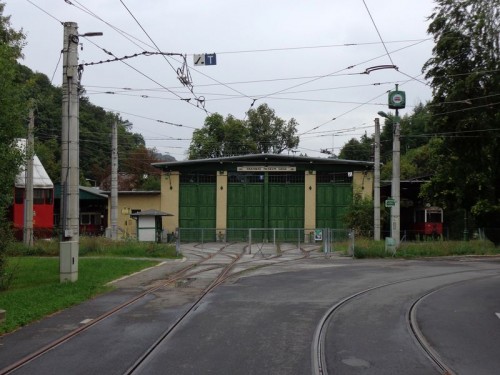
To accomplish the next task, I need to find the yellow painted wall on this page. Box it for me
[216,171,228,236]
[112,193,161,239]
[161,171,180,233]
[304,170,316,239]
[353,171,374,200]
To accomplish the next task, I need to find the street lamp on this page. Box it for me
[378,110,401,248]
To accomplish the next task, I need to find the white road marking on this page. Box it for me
[80,318,93,324]
[495,313,500,320]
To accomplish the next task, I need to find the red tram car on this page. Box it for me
[412,206,443,238]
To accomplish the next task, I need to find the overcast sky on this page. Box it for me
[6,0,436,160]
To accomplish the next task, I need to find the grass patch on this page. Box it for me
[0,257,158,335]
[350,238,499,258]
[7,237,179,258]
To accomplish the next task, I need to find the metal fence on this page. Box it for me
[175,227,355,255]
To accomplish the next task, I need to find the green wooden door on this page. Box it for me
[268,183,304,240]
[316,183,352,229]
[179,183,216,241]
[227,183,264,241]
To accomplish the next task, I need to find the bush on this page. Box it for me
[351,237,499,258]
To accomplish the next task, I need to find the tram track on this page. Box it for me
[311,269,499,375]
[0,242,240,375]
[0,241,318,375]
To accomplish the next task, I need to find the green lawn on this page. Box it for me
[0,257,158,335]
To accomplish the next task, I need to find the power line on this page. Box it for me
[119,0,209,111]
[68,0,154,51]
[26,0,63,24]
[362,0,395,66]
[81,38,209,112]
[214,38,432,55]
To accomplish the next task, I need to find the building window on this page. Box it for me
[228,173,264,184]
[268,173,305,183]
[34,189,44,204]
[15,188,23,204]
[180,173,216,183]
[316,172,352,183]
[45,189,53,204]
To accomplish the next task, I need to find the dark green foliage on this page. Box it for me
[422,0,500,224]
[338,132,373,161]
[188,104,299,159]
[0,2,27,290]
[343,193,383,236]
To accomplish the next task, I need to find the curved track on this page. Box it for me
[311,270,498,375]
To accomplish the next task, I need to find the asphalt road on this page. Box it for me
[2,253,500,375]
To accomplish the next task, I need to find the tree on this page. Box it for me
[0,2,26,288]
[246,104,299,154]
[188,104,299,159]
[422,0,500,233]
[188,113,255,159]
[338,132,373,161]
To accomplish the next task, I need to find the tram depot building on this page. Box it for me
[152,154,373,242]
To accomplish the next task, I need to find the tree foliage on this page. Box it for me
[338,132,373,161]
[0,1,26,288]
[246,104,299,154]
[422,0,500,226]
[188,104,299,159]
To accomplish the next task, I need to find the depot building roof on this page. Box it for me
[152,153,372,173]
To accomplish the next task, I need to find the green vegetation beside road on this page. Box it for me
[350,238,499,259]
[7,237,179,258]
[0,257,159,335]
[0,238,180,335]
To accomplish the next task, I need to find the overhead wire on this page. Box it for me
[66,0,209,112]
[81,37,208,113]
[214,38,432,55]
[69,0,155,51]
[26,0,63,24]
[24,0,445,157]
[362,0,395,67]
[118,0,209,111]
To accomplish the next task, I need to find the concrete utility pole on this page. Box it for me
[111,120,118,240]
[59,23,102,282]
[392,112,401,248]
[24,108,35,247]
[378,84,405,249]
[60,22,80,282]
[374,118,381,241]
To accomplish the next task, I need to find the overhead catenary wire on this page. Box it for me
[21,0,473,159]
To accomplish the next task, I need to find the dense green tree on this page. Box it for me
[422,0,500,232]
[246,104,299,154]
[338,132,373,161]
[0,2,26,288]
[188,104,299,159]
[188,113,255,159]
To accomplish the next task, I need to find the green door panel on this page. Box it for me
[316,183,352,229]
[179,183,216,241]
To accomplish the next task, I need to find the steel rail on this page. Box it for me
[124,247,246,374]
[311,270,498,375]
[0,242,233,375]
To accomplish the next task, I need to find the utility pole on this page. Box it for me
[60,22,80,282]
[378,84,405,249]
[392,111,401,247]
[111,120,118,240]
[59,23,102,282]
[24,107,35,247]
[374,118,381,241]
